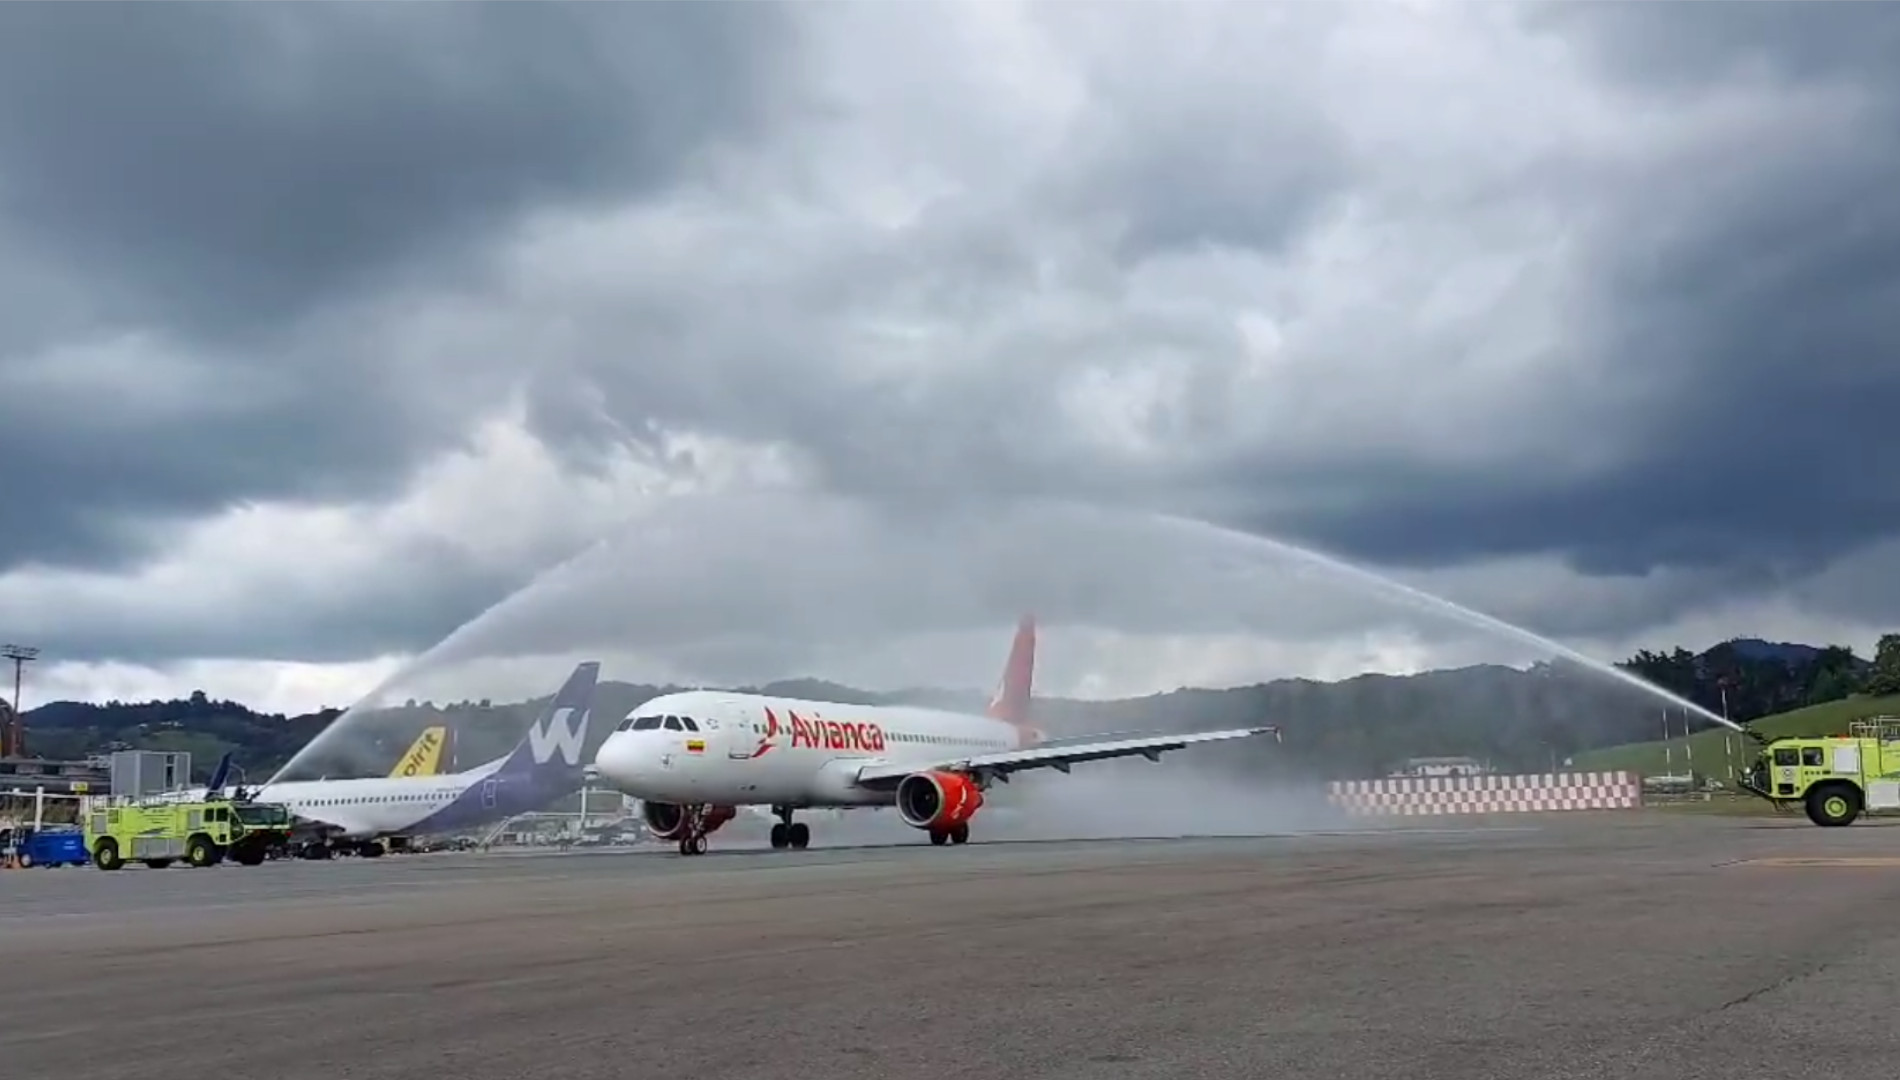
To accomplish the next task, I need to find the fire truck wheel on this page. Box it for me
[1806,783,1862,827]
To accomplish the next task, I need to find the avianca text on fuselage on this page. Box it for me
[774,708,885,753]
[590,615,1281,856]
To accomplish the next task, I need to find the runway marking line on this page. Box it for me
[1728,857,1900,868]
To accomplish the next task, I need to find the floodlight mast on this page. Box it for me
[2,644,40,756]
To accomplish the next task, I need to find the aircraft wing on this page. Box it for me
[851,726,1280,790]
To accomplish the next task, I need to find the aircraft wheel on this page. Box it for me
[770,823,788,849]
[788,823,810,850]
[929,830,949,846]
[678,836,692,856]
[691,834,708,856]
[949,823,969,845]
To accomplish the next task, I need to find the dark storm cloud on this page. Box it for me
[0,3,792,574]
[9,2,1898,677]
[1529,2,1900,90]
[27,549,525,670]
[1206,4,1900,582]
[0,3,787,334]
[1059,83,1348,262]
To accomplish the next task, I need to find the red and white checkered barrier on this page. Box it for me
[1326,772,1642,816]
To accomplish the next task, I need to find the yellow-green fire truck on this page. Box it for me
[1738,717,1900,826]
[84,797,294,869]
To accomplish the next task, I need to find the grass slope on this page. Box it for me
[1574,694,1900,778]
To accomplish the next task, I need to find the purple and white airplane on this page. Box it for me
[237,662,600,857]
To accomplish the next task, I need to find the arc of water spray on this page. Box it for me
[1141,510,1750,736]
[271,493,1754,786]
[266,531,620,786]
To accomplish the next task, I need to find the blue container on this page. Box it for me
[18,828,89,868]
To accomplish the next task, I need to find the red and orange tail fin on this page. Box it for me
[986,613,1037,735]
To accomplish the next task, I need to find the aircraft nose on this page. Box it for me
[592,733,644,791]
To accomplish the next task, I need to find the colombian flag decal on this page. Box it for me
[685,739,706,753]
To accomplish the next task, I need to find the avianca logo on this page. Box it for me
[749,708,784,758]
[791,711,885,752]
[751,708,887,757]
[527,706,588,766]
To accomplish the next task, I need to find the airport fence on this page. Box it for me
[1326,771,1642,816]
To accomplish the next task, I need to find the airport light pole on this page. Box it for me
[2,644,39,757]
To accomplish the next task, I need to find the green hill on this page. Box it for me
[19,631,1900,783]
[1573,694,1900,778]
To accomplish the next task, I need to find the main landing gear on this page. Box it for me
[928,823,971,847]
[769,805,811,851]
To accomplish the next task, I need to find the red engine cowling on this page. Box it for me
[641,802,736,840]
[895,771,985,832]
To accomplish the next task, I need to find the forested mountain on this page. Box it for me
[19,633,1900,783]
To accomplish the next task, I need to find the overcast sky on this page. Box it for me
[3,3,1897,714]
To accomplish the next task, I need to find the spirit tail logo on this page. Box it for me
[391,726,447,777]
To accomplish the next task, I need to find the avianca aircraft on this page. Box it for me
[592,617,1278,855]
[207,662,599,857]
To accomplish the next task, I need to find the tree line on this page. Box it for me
[19,633,1900,782]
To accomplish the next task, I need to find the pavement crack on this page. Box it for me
[1715,959,1835,1013]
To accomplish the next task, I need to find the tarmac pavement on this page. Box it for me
[3,812,1898,1080]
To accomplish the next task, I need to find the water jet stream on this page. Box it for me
[272,492,1752,787]
[1142,510,1746,734]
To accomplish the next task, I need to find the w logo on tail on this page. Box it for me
[500,662,599,775]
[527,706,589,766]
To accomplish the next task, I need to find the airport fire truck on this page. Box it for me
[1738,717,1900,826]
[84,795,294,869]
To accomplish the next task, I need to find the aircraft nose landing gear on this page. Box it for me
[674,805,717,856]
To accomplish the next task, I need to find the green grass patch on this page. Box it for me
[1574,694,1900,779]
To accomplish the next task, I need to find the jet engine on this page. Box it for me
[895,771,985,832]
[642,801,736,840]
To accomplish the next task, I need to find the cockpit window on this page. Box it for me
[663,716,683,731]
[679,717,699,731]
[630,716,664,731]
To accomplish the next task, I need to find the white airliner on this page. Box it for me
[185,663,600,857]
[591,617,1278,855]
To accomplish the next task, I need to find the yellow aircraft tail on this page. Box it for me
[389,726,449,778]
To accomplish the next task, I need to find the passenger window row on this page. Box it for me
[306,793,448,807]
